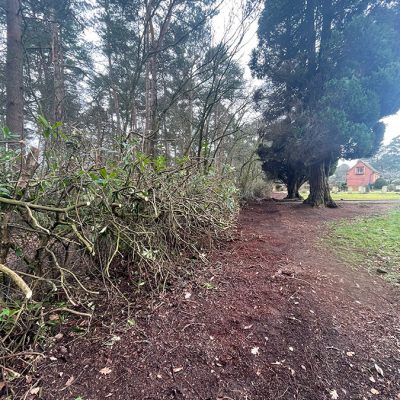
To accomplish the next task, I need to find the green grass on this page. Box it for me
[331,192,400,201]
[327,211,400,283]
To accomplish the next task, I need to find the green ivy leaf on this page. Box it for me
[14,247,23,258]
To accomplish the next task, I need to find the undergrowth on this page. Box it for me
[0,130,239,378]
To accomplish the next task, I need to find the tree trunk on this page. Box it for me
[5,0,23,147]
[51,9,65,125]
[305,161,337,207]
[286,179,302,200]
[143,0,176,157]
[144,12,155,156]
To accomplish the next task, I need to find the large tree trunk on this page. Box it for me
[5,0,23,147]
[305,161,337,207]
[286,178,302,200]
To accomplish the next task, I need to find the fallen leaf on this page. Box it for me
[173,367,183,373]
[374,363,384,376]
[54,333,63,341]
[105,335,121,347]
[65,376,74,387]
[330,389,339,399]
[30,387,40,395]
[99,367,112,375]
[371,388,380,395]
[25,375,32,384]
[49,314,60,321]
[251,347,260,355]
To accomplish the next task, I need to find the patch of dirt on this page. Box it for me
[8,201,400,399]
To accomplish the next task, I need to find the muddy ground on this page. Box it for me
[8,201,400,399]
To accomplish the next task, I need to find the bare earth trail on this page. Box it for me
[37,202,400,400]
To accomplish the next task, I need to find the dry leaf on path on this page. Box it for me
[330,389,339,399]
[65,376,74,387]
[30,387,40,395]
[99,367,112,375]
[374,363,384,376]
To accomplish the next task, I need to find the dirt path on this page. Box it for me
[24,202,400,399]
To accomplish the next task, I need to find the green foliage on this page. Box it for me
[373,177,388,190]
[37,115,65,139]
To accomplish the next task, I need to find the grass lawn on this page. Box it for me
[331,192,400,201]
[327,211,400,283]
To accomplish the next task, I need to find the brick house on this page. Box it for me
[346,160,380,191]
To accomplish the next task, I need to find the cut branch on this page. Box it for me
[0,263,32,299]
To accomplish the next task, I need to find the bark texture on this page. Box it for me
[305,161,337,208]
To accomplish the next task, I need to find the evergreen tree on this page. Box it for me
[251,0,400,207]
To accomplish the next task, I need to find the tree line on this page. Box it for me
[1,0,263,178]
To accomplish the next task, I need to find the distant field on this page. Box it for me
[327,211,400,283]
[331,192,400,201]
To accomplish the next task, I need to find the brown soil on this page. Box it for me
[9,201,400,400]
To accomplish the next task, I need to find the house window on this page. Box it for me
[356,167,365,175]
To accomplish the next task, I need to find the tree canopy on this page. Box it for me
[251,0,400,206]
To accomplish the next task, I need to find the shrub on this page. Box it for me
[374,177,388,190]
[241,178,273,200]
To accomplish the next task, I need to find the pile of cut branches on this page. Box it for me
[0,139,239,359]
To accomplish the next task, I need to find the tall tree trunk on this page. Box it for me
[51,9,65,125]
[143,0,177,157]
[286,178,302,200]
[5,0,23,148]
[144,1,157,157]
[305,161,337,207]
